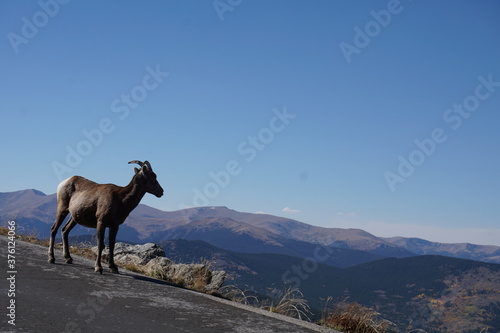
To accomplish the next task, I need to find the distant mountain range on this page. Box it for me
[1,189,499,265]
[2,189,500,332]
[159,239,500,332]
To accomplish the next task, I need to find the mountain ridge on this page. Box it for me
[1,189,499,265]
[382,236,500,264]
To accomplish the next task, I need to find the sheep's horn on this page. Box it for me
[144,161,152,171]
[128,160,144,167]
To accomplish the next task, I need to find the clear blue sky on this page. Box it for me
[1,1,499,245]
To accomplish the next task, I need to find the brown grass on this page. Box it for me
[0,225,49,246]
[262,287,311,321]
[192,267,212,292]
[69,246,97,261]
[220,285,311,321]
[0,226,10,237]
[220,285,260,306]
[319,297,394,333]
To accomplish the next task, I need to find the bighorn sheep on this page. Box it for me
[48,160,164,274]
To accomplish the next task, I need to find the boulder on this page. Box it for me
[144,258,226,292]
[93,242,165,266]
[206,270,227,293]
[92,242,226,293]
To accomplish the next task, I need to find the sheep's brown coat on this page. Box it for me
[48,160,164,274]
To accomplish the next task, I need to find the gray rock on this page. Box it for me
[92,242,165,266]
[92,242,226,293]
[206,270,227,293]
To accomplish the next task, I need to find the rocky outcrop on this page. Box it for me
[92,242,226,293]
[109,242,166,265]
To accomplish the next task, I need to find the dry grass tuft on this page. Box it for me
[221,285,311,321]
[0,226,12,237]
[69,245,97,261]
[220,285,260,306]
[319,297,394,333]
[149,268,169,281]
[122,262,144,274]
[262,287,311,321]
[192,267,211,292]
[0,226,49,246]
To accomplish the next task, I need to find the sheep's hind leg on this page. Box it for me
[62,218,78,264]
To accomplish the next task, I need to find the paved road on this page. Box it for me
[0,236,338,333]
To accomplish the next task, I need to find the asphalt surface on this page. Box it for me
[0,236,339,333]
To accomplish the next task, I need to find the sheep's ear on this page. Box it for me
[134,167,140,174]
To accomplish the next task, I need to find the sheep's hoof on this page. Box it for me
[65,258,73,264]
[48,258,55,264]
[95,267,103,274]
[109,267,119,274]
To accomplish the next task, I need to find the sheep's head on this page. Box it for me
[128,160,164,198]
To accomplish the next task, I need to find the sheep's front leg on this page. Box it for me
[48,208,69,263]
[108,225,119,274]
[94,223,105,274]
